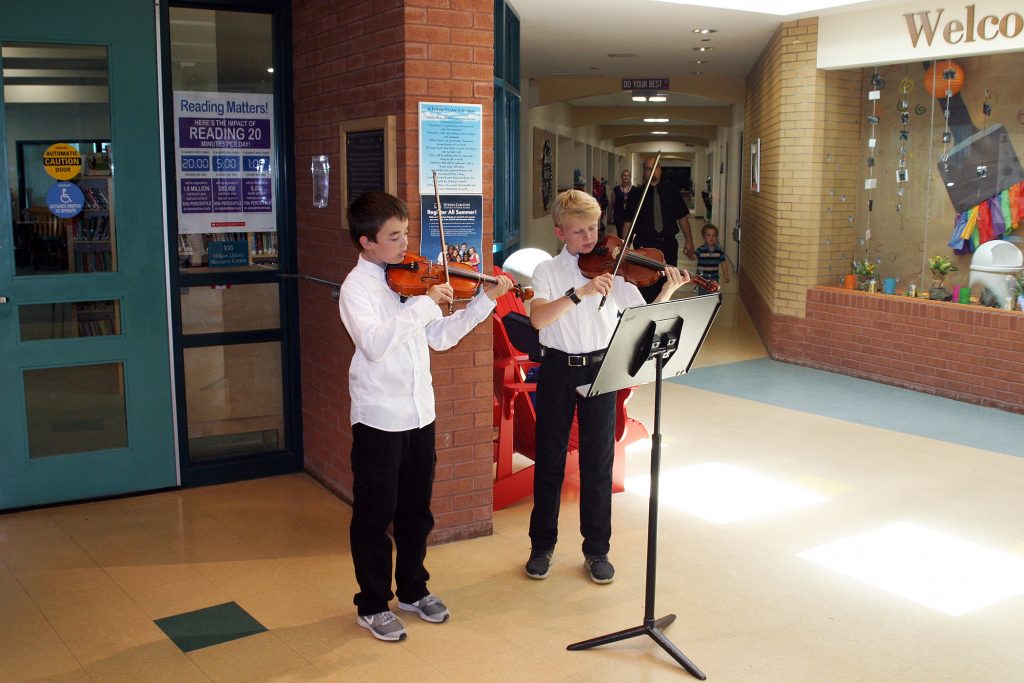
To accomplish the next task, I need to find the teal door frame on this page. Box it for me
[0,0,177,509]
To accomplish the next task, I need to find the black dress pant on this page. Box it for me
[350,421,435,616]
[529,353,616,557]
[633,233,679,302]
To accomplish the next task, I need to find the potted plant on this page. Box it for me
[928,254,957,301]
[851,259,877,290]
[1015,274,1024,312]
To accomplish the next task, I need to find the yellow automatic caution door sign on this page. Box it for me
[42,142,82,181]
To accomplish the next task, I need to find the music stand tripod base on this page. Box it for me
[567,295,720,681]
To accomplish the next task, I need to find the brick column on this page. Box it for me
[293,0,496,543]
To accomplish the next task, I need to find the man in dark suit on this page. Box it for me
[631,157,695,301]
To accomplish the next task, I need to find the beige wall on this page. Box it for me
[742,18,861,319]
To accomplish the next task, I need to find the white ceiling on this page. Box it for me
[509,0,888,132]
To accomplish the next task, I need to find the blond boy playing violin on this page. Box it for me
[525,190,689,584]
[338,191,512,642]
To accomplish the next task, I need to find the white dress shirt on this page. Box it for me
[531,246,645,354]
[338,255,496,431]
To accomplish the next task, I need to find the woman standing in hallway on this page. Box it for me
[608,169,639,239]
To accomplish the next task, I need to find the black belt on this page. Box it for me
[541,347,606,367]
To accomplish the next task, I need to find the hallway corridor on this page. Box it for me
[3,293,1023,682]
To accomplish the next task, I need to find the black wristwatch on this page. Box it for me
[565,287,582,305]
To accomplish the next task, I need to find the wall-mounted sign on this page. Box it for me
[819,0,1023,69]
[419,195,484,274]
[418,102,483,195]
[43,143,82,181]
[174,91,276,234]
[208,239,250,267]
[621,78,670,90]
[346,129,385,200]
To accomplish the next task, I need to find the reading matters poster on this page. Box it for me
[174,91,276,234]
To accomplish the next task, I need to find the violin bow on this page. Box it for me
[598,151,661,310]
[432,170,453,315]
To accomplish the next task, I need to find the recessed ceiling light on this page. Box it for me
[692,71,705,76]
[694,46,713,52]
[632,95,648,102]
[267,67,274,73]
[652,131,669,135]
[644,118,669,123]
[692,28,718,34]
[648,95,667,102]
[694,59,707,64]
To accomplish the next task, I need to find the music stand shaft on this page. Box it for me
[567,356,706,680]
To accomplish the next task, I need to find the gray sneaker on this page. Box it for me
[525,549,553,579]
[398,594,450,623]
[584,554,615,584]
[357,610,407,641]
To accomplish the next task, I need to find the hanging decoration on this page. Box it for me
[895,77,913,217]
[864,69,882,214]
[948,180,1024,252]
[923,60,965,98]
[935,59,967,234]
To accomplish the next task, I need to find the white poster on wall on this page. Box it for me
[418,102,483,195]
[174,91,276,234]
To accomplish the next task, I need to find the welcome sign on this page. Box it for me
[819,0,1022,69]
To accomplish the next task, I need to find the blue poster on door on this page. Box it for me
[46,181,85,219]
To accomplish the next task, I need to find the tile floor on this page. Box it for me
[2,291,1024,682]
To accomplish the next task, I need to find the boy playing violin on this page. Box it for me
[338,191,512,641]
[525,190,689,583]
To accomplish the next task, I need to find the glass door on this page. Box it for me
[164,3,300,485]
[0,2,176,508]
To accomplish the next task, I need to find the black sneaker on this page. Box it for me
[584,554,615,584]
[525,549,553,579]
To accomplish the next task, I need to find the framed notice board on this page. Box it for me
[340,115,397,227]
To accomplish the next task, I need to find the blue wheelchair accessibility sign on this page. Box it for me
[46,181,85,219]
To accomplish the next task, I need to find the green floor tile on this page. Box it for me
[155,601,267,653]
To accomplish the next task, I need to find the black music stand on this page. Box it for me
[570,293,721,679]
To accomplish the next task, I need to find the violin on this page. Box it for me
[578,234,719,293]
[386,253,533,301]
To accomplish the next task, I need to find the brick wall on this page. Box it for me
[774,288,1024,414]
[732,18,1023,416]
[292,0,497,543]
[742,19,860,327]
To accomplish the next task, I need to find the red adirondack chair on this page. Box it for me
[492,266,648,510]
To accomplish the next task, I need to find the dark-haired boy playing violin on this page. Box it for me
[338,191,512,641]
[525,190,688,584]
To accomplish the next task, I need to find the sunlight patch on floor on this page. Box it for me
[799,521,1024,616]
[625,461,828,523]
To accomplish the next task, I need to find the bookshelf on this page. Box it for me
[249,231,278,265]
[72,300,120,337]
[178,230,278,270]
[71,177,116,273]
